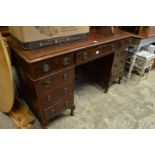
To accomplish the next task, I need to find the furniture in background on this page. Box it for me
[126,50,155,82]
[119,26,155,72]
[127,36,155,78]
[119,26,155,38]
[0,34,14,113]
[7,28,140,126]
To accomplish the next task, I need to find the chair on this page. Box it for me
[126,49,155,83]
[134,51,155,82]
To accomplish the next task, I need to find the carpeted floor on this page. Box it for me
[0,69,155,129]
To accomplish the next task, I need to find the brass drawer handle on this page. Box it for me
[83,52,88,60]
[50,108,55,114]
[128,39,132,45]
[63,57,72,65]
[64,100,69,108]
[64,87,68,95]
[47,95,52,101]
[63,73,69,80]
[42,63,50,73]
[96,50,100,55]
[121,41,125,46]
[43,80,51,88]
[112,44,115,51]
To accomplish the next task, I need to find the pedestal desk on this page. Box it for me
[7,29,140,126]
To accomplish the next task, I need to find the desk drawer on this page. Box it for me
[40,83,73,108]
[76,44,114,65]
[43,96,73,122]
[33,54,74,78]
[36,68,74,92]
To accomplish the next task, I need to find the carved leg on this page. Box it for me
[146,65,152,80]
[70,106,75,116]
[105,86,109,93]
[41,123,47,129]
[138,67,145,84]
[127,54,137,78]
[118,77,122,84]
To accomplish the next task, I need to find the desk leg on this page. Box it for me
[70,105,75,116]
[118,77,122,84]
[105,87,109,93]
[127,54,137,78]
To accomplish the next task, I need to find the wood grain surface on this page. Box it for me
[0,34,14,112]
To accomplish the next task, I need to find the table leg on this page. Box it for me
[127,54,137,78]
[118,77,122,84]
[70,105,75,116]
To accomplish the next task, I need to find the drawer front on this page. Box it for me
[40,83,73,108]
[33,54,74,78]
[76,44,114,65]
[43,96,74,122]
[37,68,74,93]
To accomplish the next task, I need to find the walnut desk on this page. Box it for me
[7,30,140,126]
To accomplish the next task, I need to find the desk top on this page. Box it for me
[7,29,141,63]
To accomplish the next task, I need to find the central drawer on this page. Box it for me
[75,44,114,66]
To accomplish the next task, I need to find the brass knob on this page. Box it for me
[42,64,50,73]
[63,58,71,65]
[47,95,52,101]
[83,52,88,60]
[64,87,68,95]
[121,41,125,46]
[112,44,115,51]
[64,100,69,108]
[96,50,100,55]
[43,80,51,88]
[63,73,69,80]
[50,108,55,114]
[128,39,131,45]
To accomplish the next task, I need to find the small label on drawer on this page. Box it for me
[96,51,100,55]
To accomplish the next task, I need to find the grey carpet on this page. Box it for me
[0,69,155,129]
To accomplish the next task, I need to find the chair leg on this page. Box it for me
[127,54,137,78]
[138,67,145,84]
[146,66,152,80]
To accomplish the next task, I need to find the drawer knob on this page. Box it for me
[112,45,115,51]
[63,73,69,80]
[128,39,132,45]
[121,41,125,46]
[96,50,100,55]
[64,100,69,108]
[83,52,88,60]
[43,80,51,88]
[50,108,55,114]
[64,87,68,95]
[63,58,72,65]
[47,95,52,101]
[42,64,50,73]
